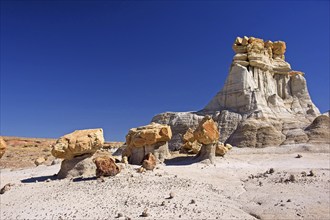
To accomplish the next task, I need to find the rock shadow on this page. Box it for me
[164,155,198,166]
[72,176,97,182]
[21,175,58,183]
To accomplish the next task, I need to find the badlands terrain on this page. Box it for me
[0,138,329,220]
[1,36,329,220]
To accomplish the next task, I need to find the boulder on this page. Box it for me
[93,156,120,177]
[272,41,286,58]
[142,153,157,170]
[51,128,104,160]
[181,128,201,154]
[123,123,171,165]
[215,143,228,156]
[225,143,233,150]
[34,157,46,166]
[52,128,105,179]
[126,122,171,147]
[0,137,6,159]
[193,116,219,145]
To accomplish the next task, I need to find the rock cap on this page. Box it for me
[193,116,220,145]
[126,122,172,148]
[51,128,104,159]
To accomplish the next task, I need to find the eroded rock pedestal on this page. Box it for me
[193,116,219,163]
[123,123,172,165]
[51,128,104,179]
[152,36,325,148]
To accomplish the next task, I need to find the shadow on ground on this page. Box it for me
[21,175,98,183]
[72,176,97,182]
[164,155,199,166]
[21,175,58,183]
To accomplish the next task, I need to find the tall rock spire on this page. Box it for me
[152,36,326,149]
[204,36,320,120]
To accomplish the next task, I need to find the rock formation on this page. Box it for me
[152,112,204,151]
[34,157,46,166]
[0,137,6,159]
[152,36,323,148]
[51,129,104,159]
[181,128,201,154]
[57,154,96,179]
[51,128,104,179]
[142,152,157,170]
[123,123,171,165]
[215,143,229,156]
[93,156,121,177]
[193,116,219,163]
[305,115,330,143]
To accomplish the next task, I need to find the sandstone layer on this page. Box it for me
[152,36,323,148]
[123,123,171,165]
[52,128,105,179]
[181,128,201,154]
[51,129,104,159]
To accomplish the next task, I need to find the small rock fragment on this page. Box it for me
[307,170,315,177]
[122,156,128,164]
[93,156,121,177]
[289,174,296,182]
[141,209,149,217]
[169,192,175,199]
[142,153,156,170]
[137,167,146,173]
[190,199,196,204]
[0,183,14,194]
[295,154,302,158]
[34,157,46,166]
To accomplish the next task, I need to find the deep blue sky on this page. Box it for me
[1,1,329,141]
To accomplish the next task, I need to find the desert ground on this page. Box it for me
[1,140,329,220]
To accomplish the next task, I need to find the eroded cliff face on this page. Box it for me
[204,36,319,119]
[152,36,325,149]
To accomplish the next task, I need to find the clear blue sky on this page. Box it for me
[1,0,329,141]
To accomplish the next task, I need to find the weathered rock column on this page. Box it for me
[123,122,172,165]
[51,128,104,179]
[193,116,220,164]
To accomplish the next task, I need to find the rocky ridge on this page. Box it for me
[152,36,327,149]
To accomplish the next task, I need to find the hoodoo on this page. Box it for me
[152,36,325,149]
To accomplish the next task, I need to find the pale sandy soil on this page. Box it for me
[0,144,329,220]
